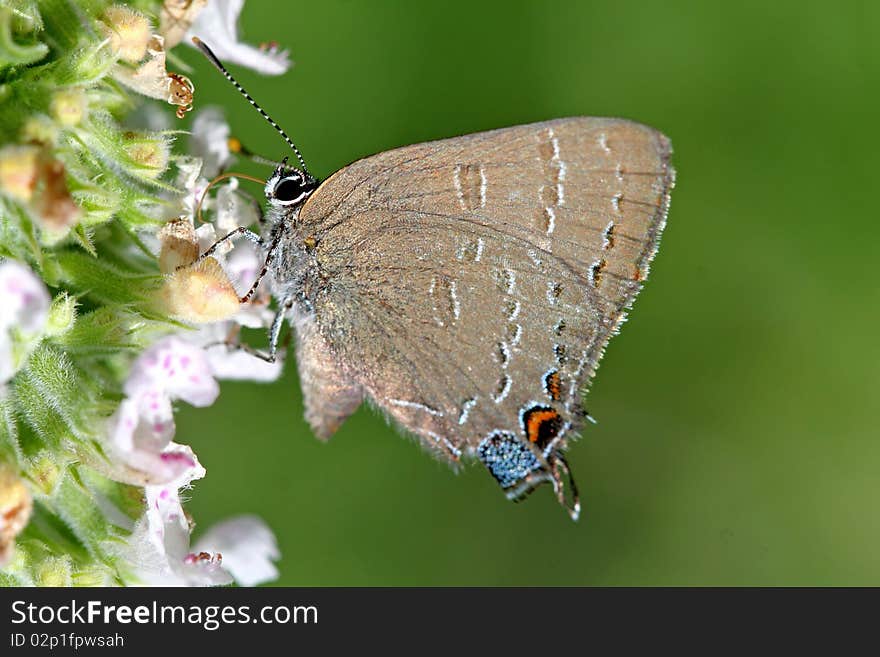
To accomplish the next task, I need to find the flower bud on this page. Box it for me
[158,257,241,323]
[158,217,199,273]
[45,293,76,338]
[34,555,73,587]
[160,0,208,48]
[20,116,58,146]
[32,158,81,238]
[0,465,33,567]
[102,5,152,64]
[73,565,116,587]
[124,132,170,179]
[50,88,88,127]
[0,145,40,203]
[26,452,64,496]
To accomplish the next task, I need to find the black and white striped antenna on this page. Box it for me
[191,36,309,176]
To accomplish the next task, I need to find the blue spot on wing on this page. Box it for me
[477,431,542,489]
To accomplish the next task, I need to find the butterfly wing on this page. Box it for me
[298,117,674,516]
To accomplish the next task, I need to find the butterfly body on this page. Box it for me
[253,117,674,519]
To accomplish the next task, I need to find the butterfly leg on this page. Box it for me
[225,300,291,363]
[199,230,280,304]
[195,226,264,262]
[292,312,363,440]
[548,453,581,521]
[237,233,281,303]
[200,295,291,364]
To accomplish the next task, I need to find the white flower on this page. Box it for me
[190,107,232,177]
[193,515,280,586]
[176,110,258,231]
[186,0,291,75]
[112,102,284,585]
[104,400,203,485]
[125,467,280,587]
[191,322,282,382]
[175,156,208,222]
[214,176,260,234]
[127,467,233,586]
[102,337,219,486]
[124,335,220,407]
[0,261,49,334]
[107,336,280,586]
[0,261,51,384]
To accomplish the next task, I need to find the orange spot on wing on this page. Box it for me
[526,408,560,444]
[545,371,562,401]
[591,258,607,287]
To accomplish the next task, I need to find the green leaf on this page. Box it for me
[0,6,48,68]
[37,0,97,53]
[81,468,144,524]
[54,248,160,308]
[0,390,21,463]
[54,306,143,356]
[11,377,69,451]
[0,199,43,266]
[0,571,23,586]
[70,223,97,256]
[51,469,116,561]
[14,343,100,448]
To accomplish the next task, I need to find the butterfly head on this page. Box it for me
[265,157,319,211]
[190,38,317,214]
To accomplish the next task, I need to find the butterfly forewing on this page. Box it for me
[298,117,673,510]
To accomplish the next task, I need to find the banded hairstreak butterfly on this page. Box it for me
[193,37,674,519]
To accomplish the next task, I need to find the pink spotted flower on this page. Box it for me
[0,260,51,384]
[104,336,218,486]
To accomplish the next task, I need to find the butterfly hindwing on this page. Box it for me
[295,117,674,515]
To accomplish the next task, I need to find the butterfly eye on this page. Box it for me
[273,174,309,204]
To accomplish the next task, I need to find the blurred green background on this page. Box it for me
[175,0,880,585]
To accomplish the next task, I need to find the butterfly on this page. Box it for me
[193,38,674,519]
